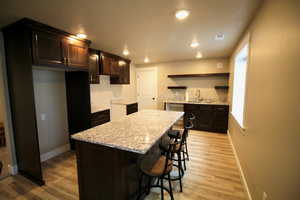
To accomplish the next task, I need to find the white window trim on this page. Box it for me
[231,33,251,132]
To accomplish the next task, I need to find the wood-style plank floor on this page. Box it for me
[0,130,248,200]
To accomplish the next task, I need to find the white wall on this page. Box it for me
[137,58,230,109]
[90,64,137,113]
[32,69,69,156]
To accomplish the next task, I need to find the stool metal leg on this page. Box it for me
[182,150,186,170]
[177,152,183,192]
[168,173,174,200]
[185,140,190,161]
[160,178,164,200]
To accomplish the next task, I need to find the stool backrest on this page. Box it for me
[163,139,177,173]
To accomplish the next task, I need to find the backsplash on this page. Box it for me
[164,87,228,102]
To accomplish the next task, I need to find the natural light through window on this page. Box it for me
[232,44,249,128]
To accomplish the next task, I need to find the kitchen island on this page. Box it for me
[71,109,184,200]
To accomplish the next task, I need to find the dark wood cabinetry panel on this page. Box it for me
[2,17,92,186]
[184,104,229,133]
[100,52,112,75]
[88,48,100,84]
[32,31,65,67]
[126,103,138,115]
[90,109,110,127]
[212,106,229,133]
[64,38,89,69]
[65,71,91,149]
[3,27,44,185]
[110,60,130,84]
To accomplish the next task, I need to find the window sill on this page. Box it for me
[230,112,247,132]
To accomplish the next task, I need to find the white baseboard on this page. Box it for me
[40,144,70,162]
[8,164,18,175]
[227,131,252,200]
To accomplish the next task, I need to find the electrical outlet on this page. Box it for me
[41,113,46,121]
[217,62,223,69]
[263,192,268,200]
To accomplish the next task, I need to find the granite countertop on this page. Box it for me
[71,109,184,154]
[165,100,229,106]
[111,99,137,105]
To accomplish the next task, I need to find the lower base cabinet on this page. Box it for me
[184,104,229,133]
[90,109,110,128]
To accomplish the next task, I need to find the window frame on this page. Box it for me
[231,38,250,131]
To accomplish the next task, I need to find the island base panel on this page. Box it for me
[75,140,161,200]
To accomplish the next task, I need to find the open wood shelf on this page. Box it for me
[168,73,230,78]
[167,86,187,89]
[215,86,229,89]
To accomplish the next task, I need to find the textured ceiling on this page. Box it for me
[0,0,261,64]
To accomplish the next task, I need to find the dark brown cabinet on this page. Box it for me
[90,109,110,128]
[126,103,138,115]
[32,31,89,70]
[32,31,65,67]
[64,38,89,69]
[110,59,130,84]
[2,18,91,186]
[100,52,116,76]
[184,104,229,133]
[99,51,130,84]
[88,49,100,84]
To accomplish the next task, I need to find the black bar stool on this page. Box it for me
[159,121,192,192]
[168,113,195,163]
[137,139,177,200]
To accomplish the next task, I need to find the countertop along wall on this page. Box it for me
[228,1,300,200]
[90,64,137,113]
[137,58,230,109]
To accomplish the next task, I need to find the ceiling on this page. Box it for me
[0,0,261,64]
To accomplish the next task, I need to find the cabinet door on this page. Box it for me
[196,105,214,131]
[111,60,130,84]
[100,52,111,75]
[64,38,89,69]
[212,106,229,133]
[32,31,65,67]
[110,59,120,76]
[88,49,100,84]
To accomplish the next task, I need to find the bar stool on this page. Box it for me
[137,140,177,200]
[159,121,192,192]
[168,113,195,163]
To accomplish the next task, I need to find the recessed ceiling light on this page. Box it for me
[190,41,200,48]
[123,49,129,56]
[76,33,87,39]
[144,57,149,63]
[175,9,190,20]
[196,52,203,59]
[215,33,225,40]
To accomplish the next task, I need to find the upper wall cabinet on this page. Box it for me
[88,48,100,84]
[110,59,130,84]
[99,51,130,84]
[100,52,119,76]
[32,31,89,70]
[64,38,89,69]
[32,31,65,67]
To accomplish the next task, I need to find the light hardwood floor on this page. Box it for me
[0,130,248,200]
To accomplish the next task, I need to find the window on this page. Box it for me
[232,44,249,128]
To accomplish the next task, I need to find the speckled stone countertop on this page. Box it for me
[165,100,229,106]
[71,109,184,154]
